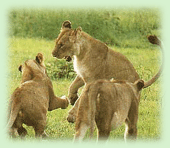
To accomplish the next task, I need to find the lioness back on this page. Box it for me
[106,49,139,82]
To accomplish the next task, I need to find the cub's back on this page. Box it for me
[11,81,49,117]
[96,81,135,112]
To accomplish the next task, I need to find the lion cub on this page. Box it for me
[7,53,69,138]
[74,79,144,141]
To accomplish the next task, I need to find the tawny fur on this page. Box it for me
[52,21,162,106]
[74,79,144,141]
[52,21,162,124]
[7,53,69,138]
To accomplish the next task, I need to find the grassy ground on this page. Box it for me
[7,37,162,142]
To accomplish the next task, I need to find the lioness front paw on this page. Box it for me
[68,93,78,105]
[67,114,76,123]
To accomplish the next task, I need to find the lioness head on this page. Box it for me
[19,53,47,83]
[52,20,82,59]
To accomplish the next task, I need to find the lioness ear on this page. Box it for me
[69,27,82,43]
[75,26,82,36]
[62,20,72,29]
[18,65,22,72]
[70,26,82,36]
[135,79,144,91]
[73,26,82,38]
[36,53,44,64]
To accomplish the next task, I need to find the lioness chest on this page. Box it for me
[73,56,107,82]
[73,56,92,81]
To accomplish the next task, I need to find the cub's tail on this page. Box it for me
[144,35,163,88]
[7,100,21,129]
[88,83,99,138]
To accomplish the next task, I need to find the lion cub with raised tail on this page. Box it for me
[7,53,69,138]
[74,79,144,141]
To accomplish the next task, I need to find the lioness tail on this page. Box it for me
[144,35,163,88]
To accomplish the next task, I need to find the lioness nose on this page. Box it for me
[52,49,57,57]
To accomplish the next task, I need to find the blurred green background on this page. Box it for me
[9,8,161,48]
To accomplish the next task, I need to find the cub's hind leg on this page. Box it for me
[124,99,139,141]
[96,115,112,141]
[34,120,47,138]
[74,122,89,142]
[17,125,27,137]
[97,128,111,141]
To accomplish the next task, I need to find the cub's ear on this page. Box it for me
[62,20,72,29]
[35,53,44,64]
[18,65,22,72]
[135,79,144,91]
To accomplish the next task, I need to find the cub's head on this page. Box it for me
[18,53,47,83]
[52,20,82,59]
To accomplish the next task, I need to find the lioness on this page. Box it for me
[52,21,162,106]
[7,53,69,138]
[74,79,144,141]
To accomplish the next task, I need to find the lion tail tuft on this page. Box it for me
[144,35,163,88]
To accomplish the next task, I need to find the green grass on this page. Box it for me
[8,8,160,48]
[7,37,161,142]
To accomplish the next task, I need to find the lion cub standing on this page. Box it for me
[7,53,69,138]
[74,79,144,141]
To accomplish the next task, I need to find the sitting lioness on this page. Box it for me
[52,21,162,106]
[7,53,69,138]
[74,79,144,141]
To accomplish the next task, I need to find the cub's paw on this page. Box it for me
[61,96,69,109]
